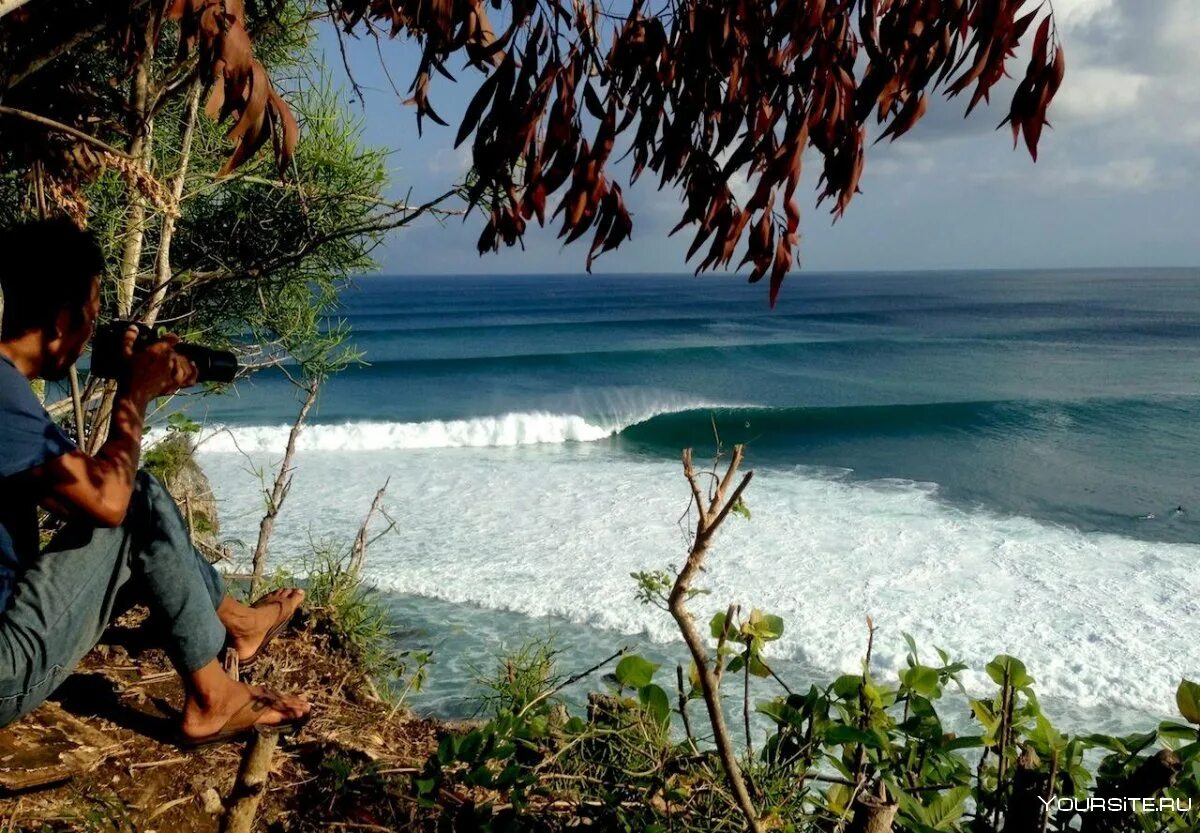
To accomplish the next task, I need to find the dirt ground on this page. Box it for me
[0,607,443,832]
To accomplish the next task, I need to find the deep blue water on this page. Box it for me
[200,269,1200,545]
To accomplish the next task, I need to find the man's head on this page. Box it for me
[0,218,104,380]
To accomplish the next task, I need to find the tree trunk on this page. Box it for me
[668,446,762,833]
[87,8,157,452]
[848,791,899,833]
[145,79,202,326]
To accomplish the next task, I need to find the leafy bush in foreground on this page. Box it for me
[411,445,1199,832]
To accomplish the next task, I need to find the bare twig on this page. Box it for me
[676,664,699,754]
[518,647,628,720]
[350,479,390,580]
[251,376,320,595]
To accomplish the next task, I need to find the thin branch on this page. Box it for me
[0,106,133,160]
[517,647,628,720]
[349,478,390,579]
[132,187,462,316]
[146,78,203,327]
[251,376,320,595]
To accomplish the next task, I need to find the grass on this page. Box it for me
[254,538,430,712]
[477,635,562,717]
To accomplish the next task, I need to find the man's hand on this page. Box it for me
[30,327,198,527]
[121,326,199,403]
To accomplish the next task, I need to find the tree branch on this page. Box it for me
[668,445,762,833]
[0,106,133,160]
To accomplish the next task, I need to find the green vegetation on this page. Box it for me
[408,447,1200,832]
[411,623,1200,832]
[260,535,431,713]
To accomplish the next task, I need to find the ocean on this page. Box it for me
[189,269,1200,732]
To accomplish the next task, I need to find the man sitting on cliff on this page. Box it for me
[0,219,310,744]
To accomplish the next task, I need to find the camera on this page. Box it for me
[90,321,238,384]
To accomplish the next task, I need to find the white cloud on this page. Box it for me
[1044,156,1159,191]
[427,145,472,176]
[1054,67,1149,122]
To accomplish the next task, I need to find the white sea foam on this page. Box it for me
[198,439,1200,725]
[193,397,728,453]
[197,413,617,452]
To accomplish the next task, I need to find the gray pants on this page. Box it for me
[0,471,226,726]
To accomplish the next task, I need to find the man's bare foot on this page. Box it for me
[219,588,306,662]
[181,676,310,740]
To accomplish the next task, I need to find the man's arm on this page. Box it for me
[31,334,198,528]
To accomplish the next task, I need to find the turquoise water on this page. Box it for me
[190,270,1200,731]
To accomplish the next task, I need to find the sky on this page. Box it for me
[310,0,1200,276]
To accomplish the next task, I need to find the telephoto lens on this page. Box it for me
[90,321,239,384]
[173,342,239,384]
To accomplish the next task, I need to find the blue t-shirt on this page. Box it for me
[0,354,76,611]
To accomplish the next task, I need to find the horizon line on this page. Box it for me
[356,264,1200,278]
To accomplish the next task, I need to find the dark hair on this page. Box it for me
[0,218,104,338]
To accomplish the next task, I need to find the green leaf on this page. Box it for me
[986,655,1033,689]
[832,674,863,701]
[495,763,524,789]
[1158,721,1198,743]
[639,684,672,727]
[615,654,659,689]
[943,735,987,752]
[710,611,733,640]
[824,725,881,748]
[901,665,941,698]
[1082,733,1127,754]
[758,613,785,641]
[731,497,751,520]
[1177,679,1200,725]
[824,783,852,814]
[970,700,999,734]
[457,730,484,763]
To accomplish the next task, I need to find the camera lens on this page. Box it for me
[174,343,238,384]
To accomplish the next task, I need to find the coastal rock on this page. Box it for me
[145,433,222,556]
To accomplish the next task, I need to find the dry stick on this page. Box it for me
[713,602,737,690]
[350,479,390,580]
[852,617,877,786]
[221,730,280,833]
[218,645,279,833]
[250,377,320,596]
[518,648,627,720]
[3,0,153,90]
[184,495,195,540]
[743,641,753,758]
[676,664,699,754]
[669,446,762,833]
